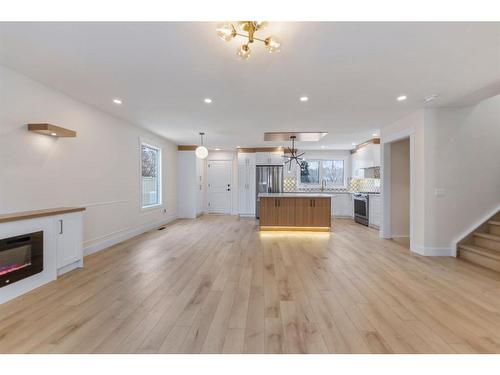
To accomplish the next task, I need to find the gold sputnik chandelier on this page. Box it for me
[216,21,281,59]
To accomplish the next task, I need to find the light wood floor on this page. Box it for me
[2,215,500,354]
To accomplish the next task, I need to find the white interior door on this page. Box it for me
[208,160,232,214]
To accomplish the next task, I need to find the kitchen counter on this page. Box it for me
[258,192,333,198]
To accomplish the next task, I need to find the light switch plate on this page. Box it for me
[435,188,446,197]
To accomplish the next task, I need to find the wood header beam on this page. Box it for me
[351,138,380,154]
[177,145,198,151]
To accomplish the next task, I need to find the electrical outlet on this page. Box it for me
[434,188,446,197]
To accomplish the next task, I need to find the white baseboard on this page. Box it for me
[83,214,177,256]
[411,244,456,257]
[239,214,256,218]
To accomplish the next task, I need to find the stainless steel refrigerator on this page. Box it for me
[256,165,284,218]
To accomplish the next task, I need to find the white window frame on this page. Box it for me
[140,138,163,210]
[297,159,346,188]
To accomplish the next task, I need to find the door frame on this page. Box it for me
[207,159,233,214]
[381,128,415,252]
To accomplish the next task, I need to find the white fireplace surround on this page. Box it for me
[0,211,83,305]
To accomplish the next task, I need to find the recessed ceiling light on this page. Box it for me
[204,98,212,104]
[214,148,221,151]
[397,95,407,102]
[50,132,57,136]
[300,96,309,102]
[372,133,378,137]
[113,98,122,105]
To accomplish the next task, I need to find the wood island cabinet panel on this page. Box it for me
[259,197,331,229]
[294,198,313,227]
[312,198,331,227]
[276,198,295,226]
[259,198,278,226]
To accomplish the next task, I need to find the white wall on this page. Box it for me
[390,138,410,237]
[424,96,500,249]
[0,65,178,253]
[381,94,500,255]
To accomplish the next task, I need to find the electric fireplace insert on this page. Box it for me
[0,231,43,287]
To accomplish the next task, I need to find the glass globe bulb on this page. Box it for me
[236,44,251,60]
[237,21,251,31]
[216,22,236,42]
[254,21,268,30]
[264,36,281,53]
[195,145,209,159]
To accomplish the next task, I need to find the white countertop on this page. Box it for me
[258,193,332,198]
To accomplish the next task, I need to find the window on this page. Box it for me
[141,142,162,208]
[299,159,344,187]
[300,160,319,184]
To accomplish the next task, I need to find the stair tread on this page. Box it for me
[488,220,500,226]
[459,244,500,260]
[473,232,500,242]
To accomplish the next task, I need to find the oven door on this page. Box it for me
[354,197,369,226]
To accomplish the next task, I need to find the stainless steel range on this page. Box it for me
[353,193,369,226]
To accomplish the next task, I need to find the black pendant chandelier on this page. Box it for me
[283,136,305,171]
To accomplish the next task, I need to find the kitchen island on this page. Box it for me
[258,193,331,231]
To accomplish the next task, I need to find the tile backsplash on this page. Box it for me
[283,175,380,193]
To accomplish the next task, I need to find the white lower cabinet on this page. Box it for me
[55,212,83,275]
[238,164,256,216]
[368,194,381,228]
[331,194,353,217]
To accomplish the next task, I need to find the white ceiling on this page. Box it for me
[1,22,499,149]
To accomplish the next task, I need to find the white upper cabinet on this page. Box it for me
[238,152,256,166]
[351,143,380,177]
[256,151,283,165]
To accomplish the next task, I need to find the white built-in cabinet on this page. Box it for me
[368,194,381,228]
[55,212,83,275]
[331,194,354,217]
[238,153,256,216]
[255,151,283,165]
[178,150,205,218]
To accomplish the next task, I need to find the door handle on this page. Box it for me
[59,219,63,234]
[226,188,231,191]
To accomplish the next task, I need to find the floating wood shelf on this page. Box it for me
[28,123,76,137]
